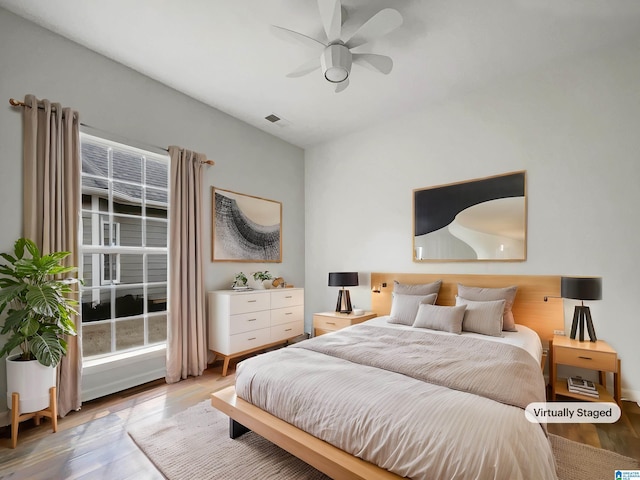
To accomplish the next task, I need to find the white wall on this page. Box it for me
[0,8,305,420]
[305,38,640,401]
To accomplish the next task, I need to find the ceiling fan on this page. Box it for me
[272,0,403,93]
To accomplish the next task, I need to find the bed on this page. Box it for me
[211,273,563,480]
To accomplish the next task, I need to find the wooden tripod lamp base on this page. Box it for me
[11,386,58,448]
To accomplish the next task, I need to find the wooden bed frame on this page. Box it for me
[211,273,563,480]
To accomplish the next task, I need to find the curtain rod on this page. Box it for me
[9,98,215,166]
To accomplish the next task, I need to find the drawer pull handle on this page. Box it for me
[327,322,336,325]
[247,337,257,341]
[285,312,292,315]
[247,300,257,303]
[285,295,293,298]
[285,328,292,332]
[578,356,592,360]
[247,318,257,322]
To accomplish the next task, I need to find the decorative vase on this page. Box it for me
[6,354,56,413]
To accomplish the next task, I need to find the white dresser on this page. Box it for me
[207,288,304,375]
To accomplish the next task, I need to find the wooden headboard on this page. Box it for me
[370,273,562,345]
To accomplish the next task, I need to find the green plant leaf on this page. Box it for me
[23,238,40,261]
[0,252,17,264]
[0,283,26,307]
[20,316,41,337]
[1,308,30,334]
[30,331,65,367]
[13,238,28,260]
[26,284,60,317]
[0,332,26,358]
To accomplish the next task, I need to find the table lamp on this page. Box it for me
[328,272,358,314]
[561,276,602,342]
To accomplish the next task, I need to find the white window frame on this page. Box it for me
[79,132,169,361]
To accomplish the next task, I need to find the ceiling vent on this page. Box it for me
[264,113,291,128]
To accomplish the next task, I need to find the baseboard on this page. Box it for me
[622,387,640,404]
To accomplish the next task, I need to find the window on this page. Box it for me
[79,133,169,359]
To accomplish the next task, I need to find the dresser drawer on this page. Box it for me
[271,321,304,342]
[271,289,303,309]
[229,327,271,354]
[554,346,617,371]
[229,310,270,335]
[271,305,304,326]
[229,292,270,314]
[313,315,351,331]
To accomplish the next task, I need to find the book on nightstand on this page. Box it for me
[567,376,599,397]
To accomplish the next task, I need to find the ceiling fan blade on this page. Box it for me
[317,0,342,43]
[334,78,349,93]
[270,25,326,51]
[344,8,403,49]
[353,53,393,74]
[286,58,321,78]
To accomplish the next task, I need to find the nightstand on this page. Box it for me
[549,335,621,406]
[313,311,376,336]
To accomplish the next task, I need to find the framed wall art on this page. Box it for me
[212,187,282,262]
[413,171,527,262]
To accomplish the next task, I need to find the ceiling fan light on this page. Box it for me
[321,44,352,84]
[325,66,348,83]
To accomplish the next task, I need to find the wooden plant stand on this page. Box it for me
[11,386,58,448]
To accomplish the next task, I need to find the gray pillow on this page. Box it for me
[388,293,438,326]
[412,303,466,334]
[393,280,442,296]
[457,284,518,332]
[455,296,505,337]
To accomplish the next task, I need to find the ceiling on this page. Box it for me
[2,0,640,148]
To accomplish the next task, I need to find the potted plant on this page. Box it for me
[0,238,78,413]
[232,272,248,289]
[251,271,273,289]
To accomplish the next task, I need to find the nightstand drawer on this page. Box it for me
[554,346,616,371]
[313,315,351,331]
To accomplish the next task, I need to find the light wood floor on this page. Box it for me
[1,361,639,479]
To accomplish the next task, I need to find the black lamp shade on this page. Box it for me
[328,272,359,287]
[561,277,602,301]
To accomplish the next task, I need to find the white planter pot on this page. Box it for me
[6,354,56,413]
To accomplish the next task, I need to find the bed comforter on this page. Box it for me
[235,324,557,480]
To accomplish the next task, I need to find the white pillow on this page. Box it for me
[412,303,466,334]
[388,293,438,326]
[393,280,442,296]
[455,296,505,337]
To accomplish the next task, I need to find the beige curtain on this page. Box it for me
[22,94,81,417]
[166,146,207,383]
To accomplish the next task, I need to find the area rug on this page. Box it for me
[128,400,639,480]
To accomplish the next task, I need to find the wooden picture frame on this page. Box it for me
[212,187,282,262]
[413,171,527,262]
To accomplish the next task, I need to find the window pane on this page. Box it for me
[113,181,143,206]
[145,157,168,188]
[82,253,94,288]
[147,284,167,312]
[149,314,167,343]
[82,175,108,195]
[115,288,144,318]
[116,318,144,351]
[82,142,109,177]
[147,255,167,285]
[146,187,167,205]
[83,322,112,357]
[114,214,142,246]
[119,254,145,284]
[82,290,111,321]
[147,206,167,219]
[113,200,142,217]
[147,219,167,247]
[113,150,142,183]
